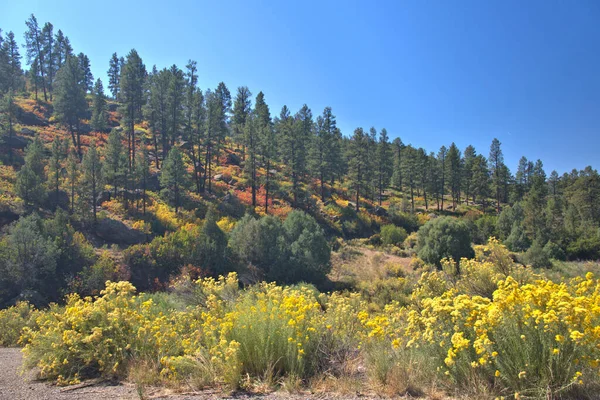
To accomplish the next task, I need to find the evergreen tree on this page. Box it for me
[437,145,448,210]
[77,53,93,92]
[145,66,170,167]
[232,86,252,157]
[523,159,548,240]
[16,135,46,206]
[120,49,146,172]
[103,129,127,200]
[390,137,404,189]
[107,53,121,99]
[376,128,392,205]
[81,140,103,224]
[244,111,259,207]
[310,107,337,202]
[1,31,22,93]
[402,145,419,212]
[446,142,462,210]
[53,55,87,159]
[48,136,67,207]
[0,92,16,163]
[183,60,203,193]
[471,154,491,211]
[91,78,108,132]
[203,90,221,193]
[417,148,431,210]
[167,64,185,149]
[66,147,79,214]
[41,22,55,100]
[24,14,48,101]
[54,29,72,70]
[160,146,188,213]
[489,138,504,213]
[257,95,274,214]
[214,82,231,164]
[462,145,476,204]
[348,128,367,211]
[135,140,150,215]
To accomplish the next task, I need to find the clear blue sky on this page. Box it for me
[2,0,599,174]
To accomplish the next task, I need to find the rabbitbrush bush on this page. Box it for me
[16,242,600,397]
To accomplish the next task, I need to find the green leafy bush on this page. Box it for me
[416,217,474,267]
[380,224,408,246]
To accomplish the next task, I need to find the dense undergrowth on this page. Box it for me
[2,239,600,399]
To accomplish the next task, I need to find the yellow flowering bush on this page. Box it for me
[404,273,600,397]
[0,301,39,347]
[21,281,196,382]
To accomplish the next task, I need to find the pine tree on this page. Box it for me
[107,53,121,99]
[135,140,150,215]
[376,128,392,205]
[391,137,404,189]
[91,78,108,132]
[48,136,67,207]
[77,53,93,93]
[41,22,55,100]
[0,92,16,163]
[214,82,231,164]
[291,104,312,206]
[310,107,337,202]
[54,29,71,70]
[160,146,188,213]
[417,148,431,210]
[120,49,146,172]
[16,135,46,206]
[24,14,48,101]
[145,67,170,167]
[232,86,252,157]
[167,64,185,149]
[446,142,462,210]
[437,145,448,211]
[244,112,259,207]
[183,60,203,194]
[66,147,79,214]
[462,145,476,204]
[256,94,274,214]
[402,145,419,212]
[103,129,127,200]
[203,90,222,193]
[489,138,504,213]
[81,140,103,224]
[471,154,491,211]
[348,128,367,211]
[53,56,88,159]
[1,31,22,93]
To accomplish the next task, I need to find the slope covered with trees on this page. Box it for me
[1,15,599,308]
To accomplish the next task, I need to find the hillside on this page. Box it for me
[2,14,600,399]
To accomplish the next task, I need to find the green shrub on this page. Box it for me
[380,225,408,246]
[416,217,474,267]
[525,239,552,268]
[229,211,330,285]
[544,241,566,261]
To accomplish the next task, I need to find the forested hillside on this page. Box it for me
[2,14,600,400]
[1,15,599,308]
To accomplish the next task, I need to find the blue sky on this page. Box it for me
[2,0,599,174]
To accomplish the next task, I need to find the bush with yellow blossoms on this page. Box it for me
[403,272,600,398]
[21,281,197,383]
